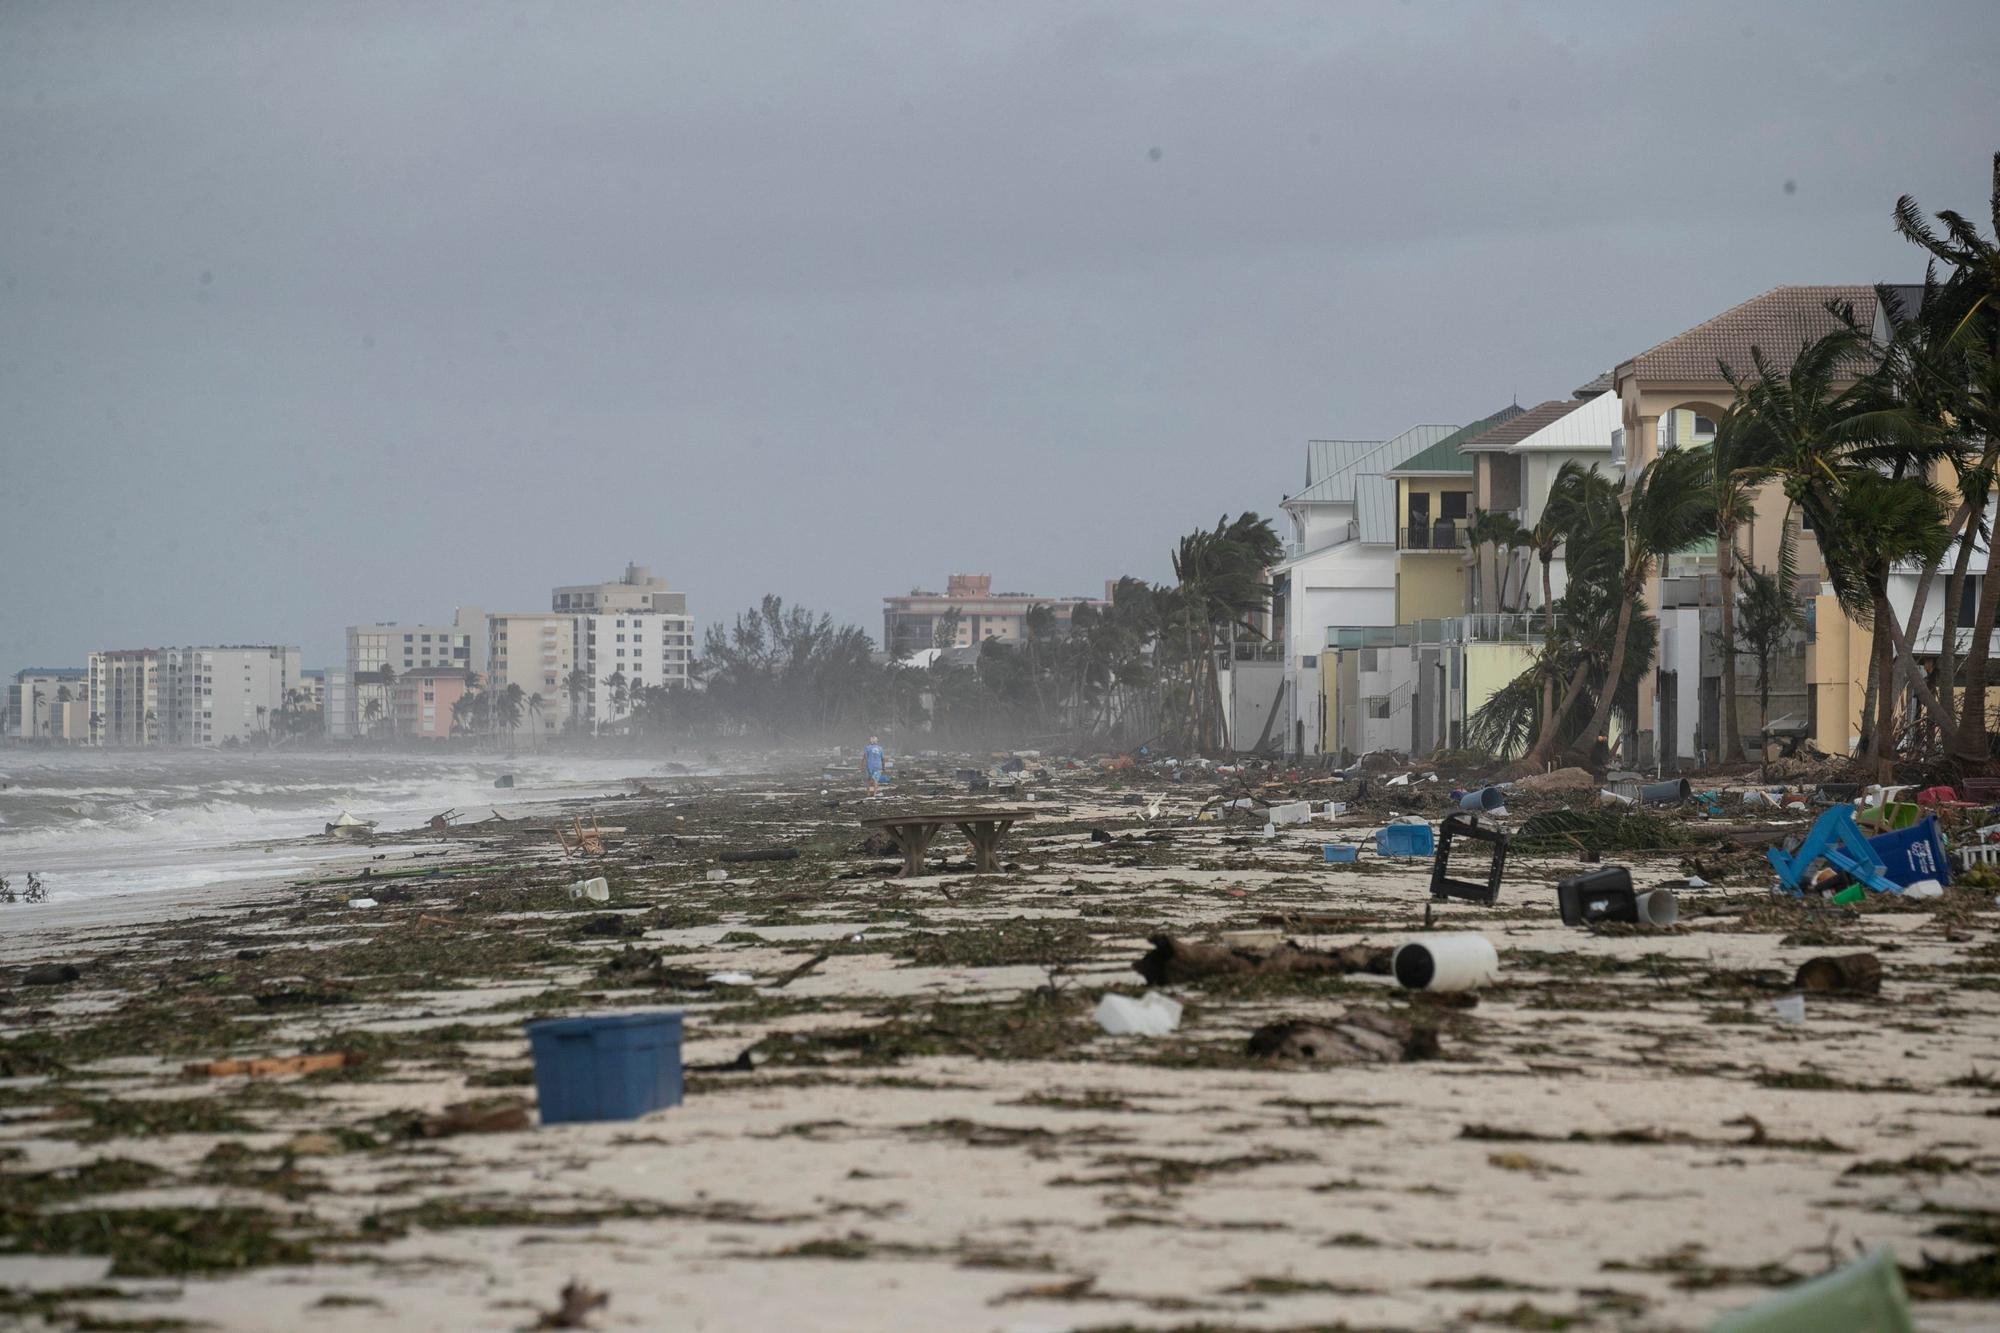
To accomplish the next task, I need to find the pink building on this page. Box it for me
[392,667,473,740]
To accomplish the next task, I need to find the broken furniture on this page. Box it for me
[555,815,613,858]
[859,805,1036,875]
[1429,812,1508,907]
[1766,805,1903,897]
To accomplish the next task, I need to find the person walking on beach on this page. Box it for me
[862,736,887,793]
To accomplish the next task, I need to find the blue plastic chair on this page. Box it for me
[1766,805,1903,896]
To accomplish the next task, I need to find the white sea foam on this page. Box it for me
[0,750,696,903]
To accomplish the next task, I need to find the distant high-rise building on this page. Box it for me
[572,610,695,731]
[8,668,88,742]
[87,646,298,746]
[333,607,485,739]
[486,612,577,737]
[162,646,301,746]
[552,564,688,617]
[89,649,168,746]
[882,574,1113,661]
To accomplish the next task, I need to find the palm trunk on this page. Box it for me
[1563,577,1639,768]
[1906,493,1977,751]
[1953,547,2000,766]
[1870,593,1898,776]
[1518,652,1594,772]
[1718,527,1742,763]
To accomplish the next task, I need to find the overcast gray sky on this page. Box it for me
[4,0,1996,670]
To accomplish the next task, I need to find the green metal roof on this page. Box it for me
[1386,405,1524,476]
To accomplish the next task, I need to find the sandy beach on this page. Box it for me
[2,759,1997,1331]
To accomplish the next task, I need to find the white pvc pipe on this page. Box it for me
[1392,933,1500,992]
[1634,888,1678,927]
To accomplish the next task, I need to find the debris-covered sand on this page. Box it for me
[3,757,1998,1331]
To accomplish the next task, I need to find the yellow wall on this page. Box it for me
[1396,478,1474,534]
[1804,591,1871,755]
[1320,652,1339,753]
[1396,557,1465,621]
[1464,642,1537,722]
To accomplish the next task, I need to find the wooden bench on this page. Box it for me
[859,806,1037,876]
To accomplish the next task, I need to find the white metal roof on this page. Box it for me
[1510,388,1619,452]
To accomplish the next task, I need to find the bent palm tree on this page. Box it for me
[1561,448,1715,767]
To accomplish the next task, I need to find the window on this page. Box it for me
[1610,428,1625,464]
[1440,491,1469,521]
[1693,415,1717,436]
[1366,696,1390,720]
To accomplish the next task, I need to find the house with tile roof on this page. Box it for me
[1609,284,1920,764]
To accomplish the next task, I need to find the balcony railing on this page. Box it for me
[1401,520,1467,551]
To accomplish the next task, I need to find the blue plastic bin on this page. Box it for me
[527,1011,683,1124]
[1322,843,1358,863]
[1867,815,1952,887]
[1375,823,1435,858]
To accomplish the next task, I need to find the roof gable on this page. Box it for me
[1386,405,1523,477]
[1617,285,1878,384]
[1290,424,1458,506]
[1511,386,1621,452]
[1460,399,1582,451]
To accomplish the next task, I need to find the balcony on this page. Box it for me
[1400,520,1467,551]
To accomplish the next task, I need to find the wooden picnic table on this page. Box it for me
[859,805,1038,876]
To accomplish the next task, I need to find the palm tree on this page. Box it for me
[1730,316,1964,756]
[497,683,525,752]
[1819,471,1952,768]
[1887,159,2000,761]
[1732,564,1801,775]
[377,665,398,741]
[1512,465,1624,771]
[1170,513,1283,750]
[1465,508,1526,615]
[527,692,545,747]
[604,669,628,733]
[1697,408,1776,762]
[1561,447,1716,767]
[562,668,589,732]
[363,696,384,736]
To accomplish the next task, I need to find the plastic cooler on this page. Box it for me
[1375,823,1434,858]
[1866,815,1952,887]
[527,1011,683,1124]
[1321,843,1359,863]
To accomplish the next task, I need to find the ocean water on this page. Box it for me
[0,749,689,904]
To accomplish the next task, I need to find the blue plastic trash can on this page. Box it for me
[1375,823,1435,858]
[1867,815,1952,887]
[526,1011,683,1124]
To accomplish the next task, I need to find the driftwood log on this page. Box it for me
[718,847,801,864]
[1793,952,1883,995]
[1246,1011,1439,1063]
[1134,934,1391,987]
